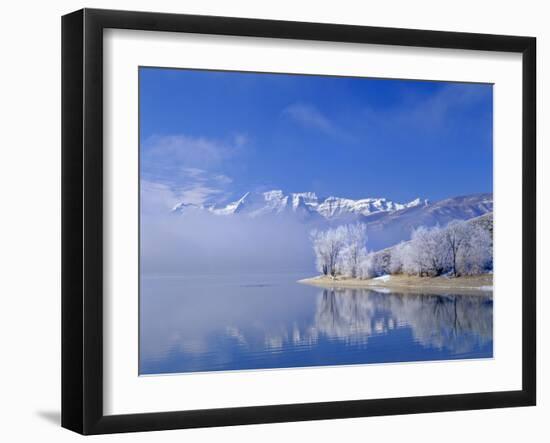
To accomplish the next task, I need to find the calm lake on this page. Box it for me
[139,273,493,375]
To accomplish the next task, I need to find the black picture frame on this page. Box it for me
[62,8,536,435]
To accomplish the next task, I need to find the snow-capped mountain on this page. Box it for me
[172,190,426,221]
[172,190,493,251]
[361,193,493,250]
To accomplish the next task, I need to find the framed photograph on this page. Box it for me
[62,8,536,435]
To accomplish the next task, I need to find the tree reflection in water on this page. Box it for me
[314,288,493,354]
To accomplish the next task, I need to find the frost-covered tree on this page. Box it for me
[311,229,329,276]
[416,226,449,276]
[310,226,348,278]
[392,219,492,277]
[399,227,432,276]
[389,242,406,274]
[443,221,469,277]
[357,252,376,279]
[456,223,492,275]
[339,223,368,278]
[399,241,420,275]
[355,250,388,278]
[311,223,368,278]
[312,218,492,279]
[396,226,449,276]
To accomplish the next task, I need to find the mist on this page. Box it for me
[140,210,316,276]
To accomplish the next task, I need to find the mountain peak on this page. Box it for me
[171,191,493,252]
[173,190,426,220]
[405,197,429,208]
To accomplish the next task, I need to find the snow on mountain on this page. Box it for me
[316,196,425,219]
[172,190,425,220]
[361,193,493,250]
[172,190,493,251]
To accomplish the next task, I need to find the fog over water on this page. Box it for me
[141,211,317,275]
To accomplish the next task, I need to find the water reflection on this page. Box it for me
[315,289,492,354]
[139,275,493,374]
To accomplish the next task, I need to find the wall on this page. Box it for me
[0,0,546,441]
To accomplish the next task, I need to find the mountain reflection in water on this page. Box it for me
[139,274,493,375]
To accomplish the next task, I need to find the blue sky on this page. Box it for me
[140,67,493,207]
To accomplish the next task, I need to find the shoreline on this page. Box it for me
[298,274,493,296]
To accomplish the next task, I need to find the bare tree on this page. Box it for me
[311,229,329,276]
[457,223,492,275]
[357,252,376,279]
[400,227,434,276]
[340,223,368,278]
[417,226,449,276]
[444,221,468,277]
[310,226,347,278]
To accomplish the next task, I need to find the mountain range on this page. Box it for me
[172,190,493,250]
[172,190,428,220]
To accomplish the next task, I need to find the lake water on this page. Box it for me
[139,273,493,375]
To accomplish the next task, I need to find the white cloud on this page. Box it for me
[140,180,179,215]
[179,167,232,186]
[363,83,492,132]
[141,133,244,208]
[181,167,207,179]
[283,103,335,134]
[213,174,233,185]
[142,134,236,175]
[283,103,354,142]
[179,185,224,205]
[141,179,228,213]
